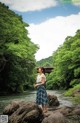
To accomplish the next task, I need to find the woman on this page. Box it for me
[34,67,48,113]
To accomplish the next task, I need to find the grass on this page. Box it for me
[73,94,80,104]
[64,84,80,104]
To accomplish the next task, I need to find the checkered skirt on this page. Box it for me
[36,85,48,105]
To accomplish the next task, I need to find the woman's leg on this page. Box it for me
[43,105,48,113]
[39,104,43,110]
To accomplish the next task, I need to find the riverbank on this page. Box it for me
[0,90,74,115]
[64,84,80,104]
[0,90,80,114]
[3,96,80,123]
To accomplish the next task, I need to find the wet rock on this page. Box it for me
[3,101,19,115]
[48,94,60,107]
[42,112,67,123]
[56,107,73,116]
[3,101,44,123]
[72,107,80,115]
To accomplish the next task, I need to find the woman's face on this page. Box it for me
[38,68,42,73]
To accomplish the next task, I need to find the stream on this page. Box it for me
[0,90,73,114]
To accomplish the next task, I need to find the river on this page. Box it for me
[0,90,73,114]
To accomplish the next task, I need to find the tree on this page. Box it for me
[46,30,80,90]
[0,2,38,94]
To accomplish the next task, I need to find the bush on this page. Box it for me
[64,84,80,96]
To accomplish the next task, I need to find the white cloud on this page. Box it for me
[27,13,80,61]
[0,0,58,12]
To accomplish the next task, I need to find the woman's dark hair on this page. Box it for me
[39,67,45,74]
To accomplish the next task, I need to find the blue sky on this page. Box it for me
[0,0,80,61]
[15,3,80,24]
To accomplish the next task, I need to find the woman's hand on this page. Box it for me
[34,84,39,88]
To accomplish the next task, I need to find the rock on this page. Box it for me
[56,107,73,116]
[72,108,80,115]
[3,96,80,123]
[48,94,60,107]
[3,101,19,115]
[42,112,67,123]
[23,109,42,123]
[3,101,44,123]
[72,89,80,97]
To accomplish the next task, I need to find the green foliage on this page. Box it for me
[64,84,80,96]
[74,67,80,78]
[37,56,53,67]
[73,94,80,104]
[64,84,80,104]
[70,79,80,87]
[0,2,38,94]
[46,30,80,90]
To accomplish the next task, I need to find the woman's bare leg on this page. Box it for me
[39,105,43,110]
[43,105,48,113]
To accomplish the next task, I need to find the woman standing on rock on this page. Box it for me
[34,67,48,113]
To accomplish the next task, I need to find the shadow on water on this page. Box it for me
[0,90,73,114]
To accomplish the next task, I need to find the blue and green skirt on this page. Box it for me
[36,85,48,105]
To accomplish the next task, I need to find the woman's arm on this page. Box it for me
[34,77,45,87]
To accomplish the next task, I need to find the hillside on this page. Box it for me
[0,2,38,94]
[47,30,80,90]
[37,56,53,67]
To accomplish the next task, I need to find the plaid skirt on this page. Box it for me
[36,85,48,105]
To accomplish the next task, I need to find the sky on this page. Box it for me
[0,0,80,61]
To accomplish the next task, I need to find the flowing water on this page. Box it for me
[0,90,73,114]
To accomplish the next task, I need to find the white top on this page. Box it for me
[36,73,46,83]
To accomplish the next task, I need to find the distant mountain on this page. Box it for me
[36,56,53,67]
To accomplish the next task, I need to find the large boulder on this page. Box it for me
[42,112,67,123]
[48,94,60,107]
[3,101,19,115]
[56,107,73,116]
[72,105,80,115]
[3,101,44,123]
